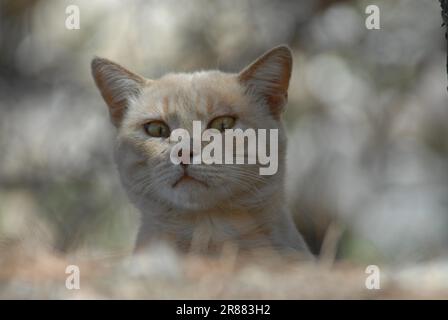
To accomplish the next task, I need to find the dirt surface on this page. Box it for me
[1,244,447,299]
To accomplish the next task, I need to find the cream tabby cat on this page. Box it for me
[91,45,311,259]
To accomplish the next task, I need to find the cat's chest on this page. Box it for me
[173,210,274,253]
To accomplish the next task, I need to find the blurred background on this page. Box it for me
[0,0,447,272]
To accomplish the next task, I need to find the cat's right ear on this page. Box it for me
[238,46,292,119]
[91,57,148,127]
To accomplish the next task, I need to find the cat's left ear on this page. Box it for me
[91,57,149,127]
[238,45,292,118]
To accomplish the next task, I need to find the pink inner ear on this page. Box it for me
[238,46,292,118]
[266,93,288,120]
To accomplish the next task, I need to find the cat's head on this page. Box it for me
[91,46,292,211]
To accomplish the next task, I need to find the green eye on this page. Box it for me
[143,121,170,138]
[208,116,236,132]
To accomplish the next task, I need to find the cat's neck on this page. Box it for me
[133,187,309,257]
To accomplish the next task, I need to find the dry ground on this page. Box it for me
[1,242,447,299]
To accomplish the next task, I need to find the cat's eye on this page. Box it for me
[143,121,170,138]
[208,116,236,132]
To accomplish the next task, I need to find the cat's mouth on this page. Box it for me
[172,173,208,188]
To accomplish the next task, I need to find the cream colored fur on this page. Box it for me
[91,46,312,259]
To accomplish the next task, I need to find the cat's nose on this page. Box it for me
[178,149,195,166]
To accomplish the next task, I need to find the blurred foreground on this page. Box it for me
[1,243,448,299]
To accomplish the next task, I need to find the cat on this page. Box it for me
[91,45,312,260]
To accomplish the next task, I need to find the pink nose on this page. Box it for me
[178,149,194,166]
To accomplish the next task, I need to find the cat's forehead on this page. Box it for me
[135,71,248,121]
[150,71,241,97]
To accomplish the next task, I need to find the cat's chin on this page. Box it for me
[155,182,226,211]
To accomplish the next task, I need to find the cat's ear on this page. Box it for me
[91,57,148,127]
[238,45,292,118]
